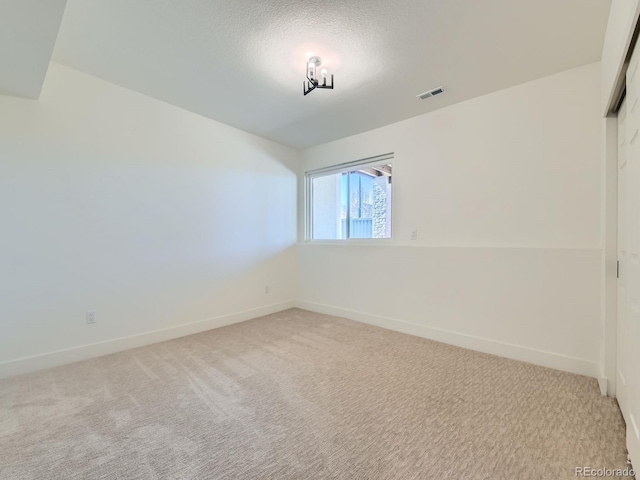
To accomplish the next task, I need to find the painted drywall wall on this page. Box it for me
[298,63,602,376]
[0,63,298,375]
[0,0,67,98]
[601,0,640,114]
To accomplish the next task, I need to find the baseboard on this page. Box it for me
[598,377,609,396]
[294,300,598,378]
[3,300,598,381]
[0,301,295,379]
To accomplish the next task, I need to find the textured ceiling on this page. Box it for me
[52,0,611,148]
[0,0,67,99]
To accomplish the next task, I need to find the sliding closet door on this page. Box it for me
[623,45,640,466]
[617,97,629,420]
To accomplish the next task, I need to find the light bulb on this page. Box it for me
[321,68,328,78]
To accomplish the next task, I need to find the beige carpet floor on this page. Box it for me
[0,308,631,479]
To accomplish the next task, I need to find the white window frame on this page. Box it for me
[304,153,394,242]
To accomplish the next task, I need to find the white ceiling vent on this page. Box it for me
[417,86,445,100]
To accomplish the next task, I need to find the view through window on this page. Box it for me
[309,160,392,240]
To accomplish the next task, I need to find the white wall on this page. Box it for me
[0,0,67,98]
[298,63,602,377]
[0,61,605,380]
[0,63,298,376]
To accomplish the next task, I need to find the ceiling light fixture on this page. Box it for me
[304,56,334,96]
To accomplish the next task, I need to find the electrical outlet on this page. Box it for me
[411,229,418,241]
[265,285,270,294]
[86,310,96,324]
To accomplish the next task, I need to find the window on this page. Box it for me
[306,154,393,240]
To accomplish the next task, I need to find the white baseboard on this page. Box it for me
[598,377,609,396]
[294,300,598,378]
[3,300,598,382]
[0,301,295,380]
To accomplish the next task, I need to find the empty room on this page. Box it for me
[1,0,639,478]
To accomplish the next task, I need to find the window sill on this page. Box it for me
[299,239,395,246]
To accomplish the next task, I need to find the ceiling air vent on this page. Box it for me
[417,86,445,100]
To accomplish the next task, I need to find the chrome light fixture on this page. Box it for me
[304,56,334,96]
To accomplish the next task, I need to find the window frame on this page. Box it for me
[304,153,394,242]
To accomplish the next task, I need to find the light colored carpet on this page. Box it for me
[0,308,630,479]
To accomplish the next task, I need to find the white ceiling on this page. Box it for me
[51,0,611,149]
[0,0,67,99]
